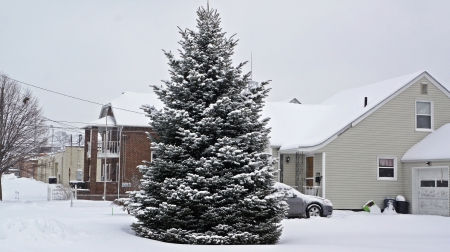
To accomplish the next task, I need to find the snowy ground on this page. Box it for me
[1,175,449,252]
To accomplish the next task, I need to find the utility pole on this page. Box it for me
[103,114,107,201]
[51,125,55,183]
[117,127,122,200]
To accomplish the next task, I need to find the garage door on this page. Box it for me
[418,168,449,216]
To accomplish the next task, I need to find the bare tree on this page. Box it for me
[0,74,48,200]
[54,131,70,150]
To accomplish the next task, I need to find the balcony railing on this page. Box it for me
[98,141,119,155]
[87,141,120,158]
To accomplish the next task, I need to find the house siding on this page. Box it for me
[316,77,450,209]
[282,153,296,188]
[58,147,84,187]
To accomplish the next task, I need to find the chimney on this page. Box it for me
[364,97,368,107]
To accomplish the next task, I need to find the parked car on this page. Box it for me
[274,182,333,218]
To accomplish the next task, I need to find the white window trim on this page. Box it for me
[415,100,434,132]
[377,156,397,181]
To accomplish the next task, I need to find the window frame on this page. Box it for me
[415,100,434,132]
[377,156,397,181]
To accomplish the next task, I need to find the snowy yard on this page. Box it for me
[1,175,449,252]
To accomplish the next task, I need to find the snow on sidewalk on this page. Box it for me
[1,175,449,252]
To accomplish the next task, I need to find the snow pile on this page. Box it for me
[369,204,381,214]
[1,174,48,201]
[1,172,450,251]
[0,218,84,244]
[383,206,397,214]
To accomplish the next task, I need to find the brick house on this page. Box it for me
[79,92,162,200]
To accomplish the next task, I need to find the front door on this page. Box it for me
[418,168,449,216]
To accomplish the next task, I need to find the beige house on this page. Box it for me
[264,71,449,216]
[37,146,84,187]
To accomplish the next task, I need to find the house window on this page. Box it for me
[100,163,117,182]
[416,101,433,131]
[377,157,397,180]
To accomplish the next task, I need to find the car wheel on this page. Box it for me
[306,204,322,218]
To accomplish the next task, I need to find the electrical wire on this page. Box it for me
[8,77,146,115]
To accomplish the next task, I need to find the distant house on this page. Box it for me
[264,71,450,216]
[36,147,84,186]
[79,92,162,200]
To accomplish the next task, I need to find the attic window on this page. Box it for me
[421,82,428,94]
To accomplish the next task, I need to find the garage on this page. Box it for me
[417,168,449,216]
[402,124,450,216]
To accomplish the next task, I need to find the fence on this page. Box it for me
[47,184,73,201]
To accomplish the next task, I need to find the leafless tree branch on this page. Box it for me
[0,73,48,200]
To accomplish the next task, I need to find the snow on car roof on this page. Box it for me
[263,71,432,151]
[402,123,450,161]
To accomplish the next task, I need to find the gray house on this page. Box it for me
[264,71,450,216]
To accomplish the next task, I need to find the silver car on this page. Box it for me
[274,182,333,218]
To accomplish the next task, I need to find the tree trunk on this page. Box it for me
[0,172,3,201]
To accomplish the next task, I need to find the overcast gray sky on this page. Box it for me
[1,0,450,133]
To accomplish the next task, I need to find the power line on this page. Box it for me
[8,77,146,115]
[43,119,153,127]
[44,117,82,131]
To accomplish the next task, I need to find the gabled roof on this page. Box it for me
[86,116,117,127]
[402,123,450,162]
[85,91,163,128]
[278,98,301,104]
[263,71,450,152]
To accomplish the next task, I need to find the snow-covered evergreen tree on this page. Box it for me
[129,5,286,245]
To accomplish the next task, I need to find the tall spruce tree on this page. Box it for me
[129,5,286,245]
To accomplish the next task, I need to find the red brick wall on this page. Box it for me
[80,126,153,200]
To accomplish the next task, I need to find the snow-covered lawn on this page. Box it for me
[1,175,449,252]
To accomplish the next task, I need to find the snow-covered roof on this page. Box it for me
[402,123,450,162]
[109,92,163,127]
[278,98,301,104]
[84,92,163,128]
[86,116,116,127]
[263,71,449,152]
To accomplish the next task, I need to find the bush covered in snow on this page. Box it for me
[128,4,286,245]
